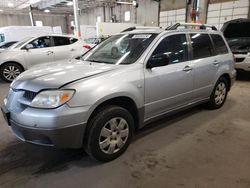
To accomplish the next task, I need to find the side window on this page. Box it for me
[190,33,214,59]
[152,34,189,64]
[0,34,5,43]
[54,36,71,46]
[28,36,51,49]
[211,34,228,54]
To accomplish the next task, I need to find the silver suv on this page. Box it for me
[1,23,236,162]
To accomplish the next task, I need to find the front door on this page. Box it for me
[144,34,194,120]
[24,36,55,68]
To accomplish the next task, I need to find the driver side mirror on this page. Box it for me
[22,44,33,50]
[147,54,170,69]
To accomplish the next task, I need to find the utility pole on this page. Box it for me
[73,0,81,37]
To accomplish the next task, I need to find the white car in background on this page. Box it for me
[0,34,88,82]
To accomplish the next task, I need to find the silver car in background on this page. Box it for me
[0,34,87,82]
[1,23,236,162]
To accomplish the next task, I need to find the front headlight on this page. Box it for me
[30,90,75,109]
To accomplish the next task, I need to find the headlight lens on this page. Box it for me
[30,90,75,109]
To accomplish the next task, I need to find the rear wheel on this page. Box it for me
[207,77,228,109]
[85,106,134,162]
[0,63,23,82]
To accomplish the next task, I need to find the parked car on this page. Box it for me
[1,23,236,162]
[0,34,87,82]
[0,26,54,47]
[221,19,250,72]
[0,41,17,50]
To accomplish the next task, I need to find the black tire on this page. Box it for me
[84,105,134,162]
[206,77,229,109]
[0,62,23,82]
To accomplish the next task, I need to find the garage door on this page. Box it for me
[207,0,249,29]
[159,8,186,28]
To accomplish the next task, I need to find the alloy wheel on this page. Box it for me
[3,65,21,81]
[99,117,129,154]
[214,82,227,105]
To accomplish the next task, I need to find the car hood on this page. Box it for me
[11,60,117,92]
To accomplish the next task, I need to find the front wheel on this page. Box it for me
[85,106,134,162]
[0,63,23,82]
[207,77,229,109]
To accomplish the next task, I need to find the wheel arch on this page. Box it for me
[87,96,143,131]
[219,73,231,91]
[0,61,25,72]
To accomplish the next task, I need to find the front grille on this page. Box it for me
[23,90,37,101]
[235,58,246,63]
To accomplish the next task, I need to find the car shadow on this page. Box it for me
[236,71,250,81]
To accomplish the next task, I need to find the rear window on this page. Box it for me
[190,33,215,60]
[54,36,71,46]
[53,36,77,46]
[211,34,228,55]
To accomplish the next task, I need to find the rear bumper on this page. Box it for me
[10,119,86,148]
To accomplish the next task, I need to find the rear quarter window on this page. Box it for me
[190,33,215,60]
[211,34,228,55]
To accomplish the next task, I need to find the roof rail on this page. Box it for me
[121,26,162,33]
[166,23,218,31]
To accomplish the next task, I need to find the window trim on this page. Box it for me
[144,32,191,68]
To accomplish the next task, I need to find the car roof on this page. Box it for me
[31,33,77,38]
[122,28,222,35]
[121,23,223,36]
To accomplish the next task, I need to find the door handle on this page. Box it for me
[70,48,76,51]
[213,60,219,66]
[183,65,192,72]
[46,51,54,55]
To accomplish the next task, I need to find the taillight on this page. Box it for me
[83,45,91,49]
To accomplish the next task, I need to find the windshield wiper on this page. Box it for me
[86,59,114,64]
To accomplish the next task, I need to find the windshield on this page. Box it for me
[84,33,157,65]
[0,34,5,43]
[10,37,34,49]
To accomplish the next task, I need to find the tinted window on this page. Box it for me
[54,36,71,46]
[28,36,51,49]
[152,34,188,64]
[211,34,228,54]
[190,33,214,59]
[0,34,5,43]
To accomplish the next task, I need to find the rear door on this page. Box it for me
[189,33,218,100]
[144,33,194,119]
[52,36,81,61]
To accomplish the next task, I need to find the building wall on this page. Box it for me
[78,0,159,26]
[160,0,243,11]
[0,13,67,32]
